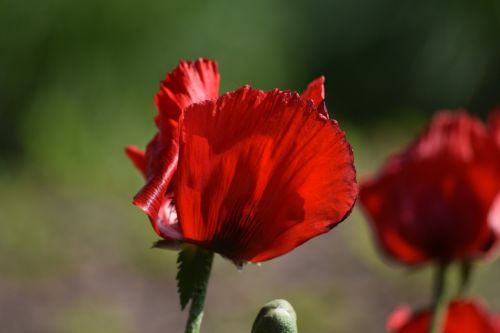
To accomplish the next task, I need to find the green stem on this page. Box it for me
[428,264,449,333]
[458,261,473,297]
[184,251,214,333]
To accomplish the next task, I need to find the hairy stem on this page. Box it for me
[184,251,214,333]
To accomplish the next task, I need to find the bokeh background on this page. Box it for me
[1,0,499,332]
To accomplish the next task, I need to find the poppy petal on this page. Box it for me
[360,111,500,264]
[175,86,357,263]
[133,59,220,221]
[133,131,179,219]
[389,300,500,333]
[155,58,220,124]
[154,191,183,240]
[301,76,328,118]
[489,109,500,146]
[360,177,429,264]
[125,145,147,177]
[387,306,412,331]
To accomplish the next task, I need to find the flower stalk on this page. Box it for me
[177,247,214,333]
[428,264,449,333]
[458,261,473,297]
[184,262,212,333]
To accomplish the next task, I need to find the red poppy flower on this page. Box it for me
[126,59,357,263]
[359,111,500,265]
[387,299,500,333]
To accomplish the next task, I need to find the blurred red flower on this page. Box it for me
[387,299,500,333]
[490,109,500,146]
[126,59,357,263]
[360,111,500,265]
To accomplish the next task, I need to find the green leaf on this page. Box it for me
[176,245,214,310]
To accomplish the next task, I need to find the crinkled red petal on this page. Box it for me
[174,86,357,262]
[301,76,325,106]
[301,76,328,118]
[133,132,179,221]
[155,58,220,126]
[125,145,147,177]
[133,59,220,224]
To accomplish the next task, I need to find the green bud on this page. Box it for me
[251,299,298,333]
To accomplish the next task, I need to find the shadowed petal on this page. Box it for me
[175,86,357,262]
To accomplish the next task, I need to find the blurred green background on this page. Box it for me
[1,0,499,332]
